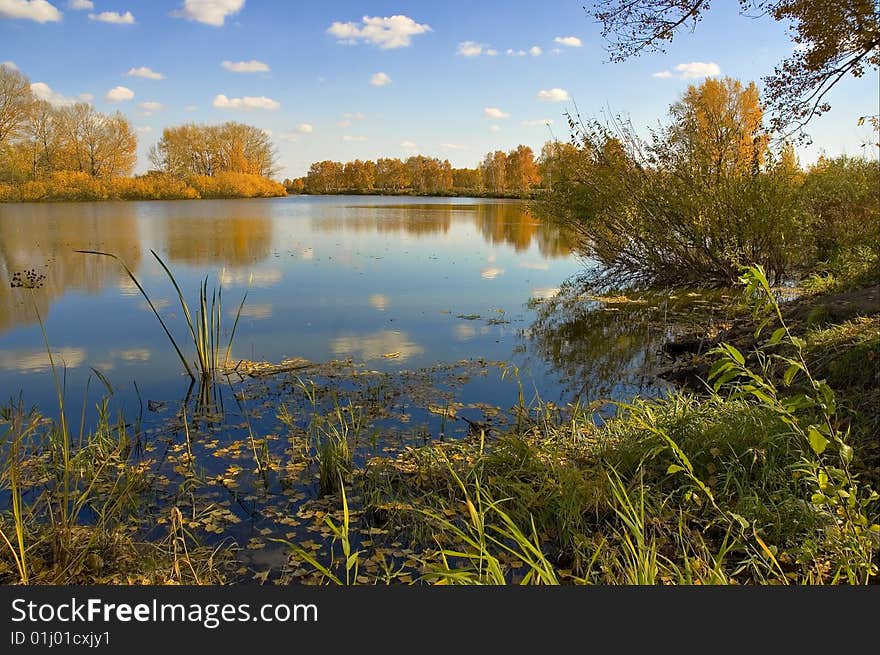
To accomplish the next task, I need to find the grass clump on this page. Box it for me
[0,275,236,585]
[0,398,231,585]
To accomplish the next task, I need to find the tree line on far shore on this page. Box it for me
[284,144,553,197]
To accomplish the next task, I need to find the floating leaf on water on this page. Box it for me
[428,404,457,418]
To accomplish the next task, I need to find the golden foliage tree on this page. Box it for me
[1,67,137,183]
[149,122,277,178]
[298,146,544,196]
[0,65,31,146]
[505,145,540,193]
[480,151,508,194]
[668,77,769,182]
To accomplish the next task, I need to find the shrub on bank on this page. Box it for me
[800,156,880,267]
[110,173,200,200]
[188,172,287,199]
[0,171,286,202]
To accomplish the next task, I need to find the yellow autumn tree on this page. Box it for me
[668,76,769,184]
[505,145,540,194]
[0,64,31,147]
[149,122,277,179]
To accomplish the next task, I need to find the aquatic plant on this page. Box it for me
[76,249,247,381]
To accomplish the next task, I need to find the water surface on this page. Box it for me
[0,196,601,414]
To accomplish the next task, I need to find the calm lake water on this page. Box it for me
[1,196,678,574]
[0,196,592,413]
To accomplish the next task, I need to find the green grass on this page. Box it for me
[801,247,880,296]
[314,401,361,496]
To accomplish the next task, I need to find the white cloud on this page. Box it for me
[551,48,562,55]
[31,82,77,106]
[0,0,61,22]
[173,0,244,26]
[139,101,163,114]
[343,135,367,142]
[212,94,279,110]
[400,140,417,150]
[238,304,272,320]
[370,71,392,86]
[440,143,465,150]
[675,61,721,78]
[793,42,810,53]
[536,87,570,102]
[135,126,152,134]
[67,0,91,8]
[654,62,721,80]
[89,10,134,24]
[0,347,86,373]
[1,61,17,70]
[105,86,134,102]
[554,36,582,47]
[503,46,542,57]
[521,118,553,127]
[295,123,313,133]
[489,124,500,133]
[458,41,483,57]
[278,132,299,143]
[453,324,476,341]
[127,66,164,80]
[337,111,364,127]
[185,105,197,111]
[221,59,269,73]
[113,348,151,362]
[369,294,388,311]
[481,267,504,279]
[531,287,560,300]
[220,269,282,287]
[331,330,423,362]
[483,107,509,119]
[327,15,431,49]
[78,92,92,101]
[457,41,497,57]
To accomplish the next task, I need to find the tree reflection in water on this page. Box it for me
[311,201,573,258]
[0,203,142,334]
[525,276,737,403]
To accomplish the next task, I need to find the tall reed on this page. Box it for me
[77,249,247,380]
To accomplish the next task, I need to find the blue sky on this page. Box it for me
[2,0,878,178]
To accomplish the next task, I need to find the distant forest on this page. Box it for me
[284,143,570,197]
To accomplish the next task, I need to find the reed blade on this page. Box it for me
[76,249,195,380]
